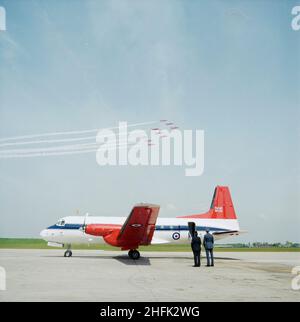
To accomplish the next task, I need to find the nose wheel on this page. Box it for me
[64,250,72,257]
[128,249,140,260]
[64,245,72,257]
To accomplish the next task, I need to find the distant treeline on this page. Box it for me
[219,242,300,248]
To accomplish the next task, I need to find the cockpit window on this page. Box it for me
[56,219,65,226]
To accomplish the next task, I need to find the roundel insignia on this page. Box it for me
[131,223,142,228]
[172,232,180,240]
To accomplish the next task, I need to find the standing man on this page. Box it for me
[191,231,201,267]
[204,229,214,267]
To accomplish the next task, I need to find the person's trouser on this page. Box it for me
[205,249,214,266]
[193,250,201,266]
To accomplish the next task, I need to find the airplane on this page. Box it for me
[40,186,242,260]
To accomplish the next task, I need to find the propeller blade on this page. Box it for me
[81,213,89,232]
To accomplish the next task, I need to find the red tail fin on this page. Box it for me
[177,186,237,220]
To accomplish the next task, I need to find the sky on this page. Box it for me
[0,0,299,242]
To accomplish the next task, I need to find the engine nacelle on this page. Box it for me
[85,224,121,238]
[85,224,140,250]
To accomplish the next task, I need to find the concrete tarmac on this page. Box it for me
[0,249,300,302]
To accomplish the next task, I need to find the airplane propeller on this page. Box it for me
[80,213,89,233]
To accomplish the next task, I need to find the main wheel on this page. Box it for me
[130,250,140,260]
[128,250,133,258]
[64,250,72,257]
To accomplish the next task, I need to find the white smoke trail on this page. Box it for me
[0,120,167,159]
[0,138,154,158]
[0,149,100,158]
[0,139,137,154]
[0,143,99,154]
[0,130,149,147]
[0,143,145,159]
[0,135,97,147]
[0,121,157,143]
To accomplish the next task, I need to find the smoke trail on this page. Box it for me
[0,143,140,159]
[0,121,158,143]
[0,135,97,147]
[0,120,168,159]
[0,139,136,154]
[0,130,148,147]
[0,138,154,158]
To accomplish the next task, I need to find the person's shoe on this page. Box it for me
[206,265,210,267]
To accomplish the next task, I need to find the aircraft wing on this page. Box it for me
[117,204,160,249]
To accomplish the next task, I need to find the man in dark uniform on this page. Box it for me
[203,229,214,267]
[191,231,201,267]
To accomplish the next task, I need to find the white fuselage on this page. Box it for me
[40,216,240,246]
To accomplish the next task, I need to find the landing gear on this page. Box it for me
[64,250,72,257]
[128,249,140,260]
[64,245,72,257]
